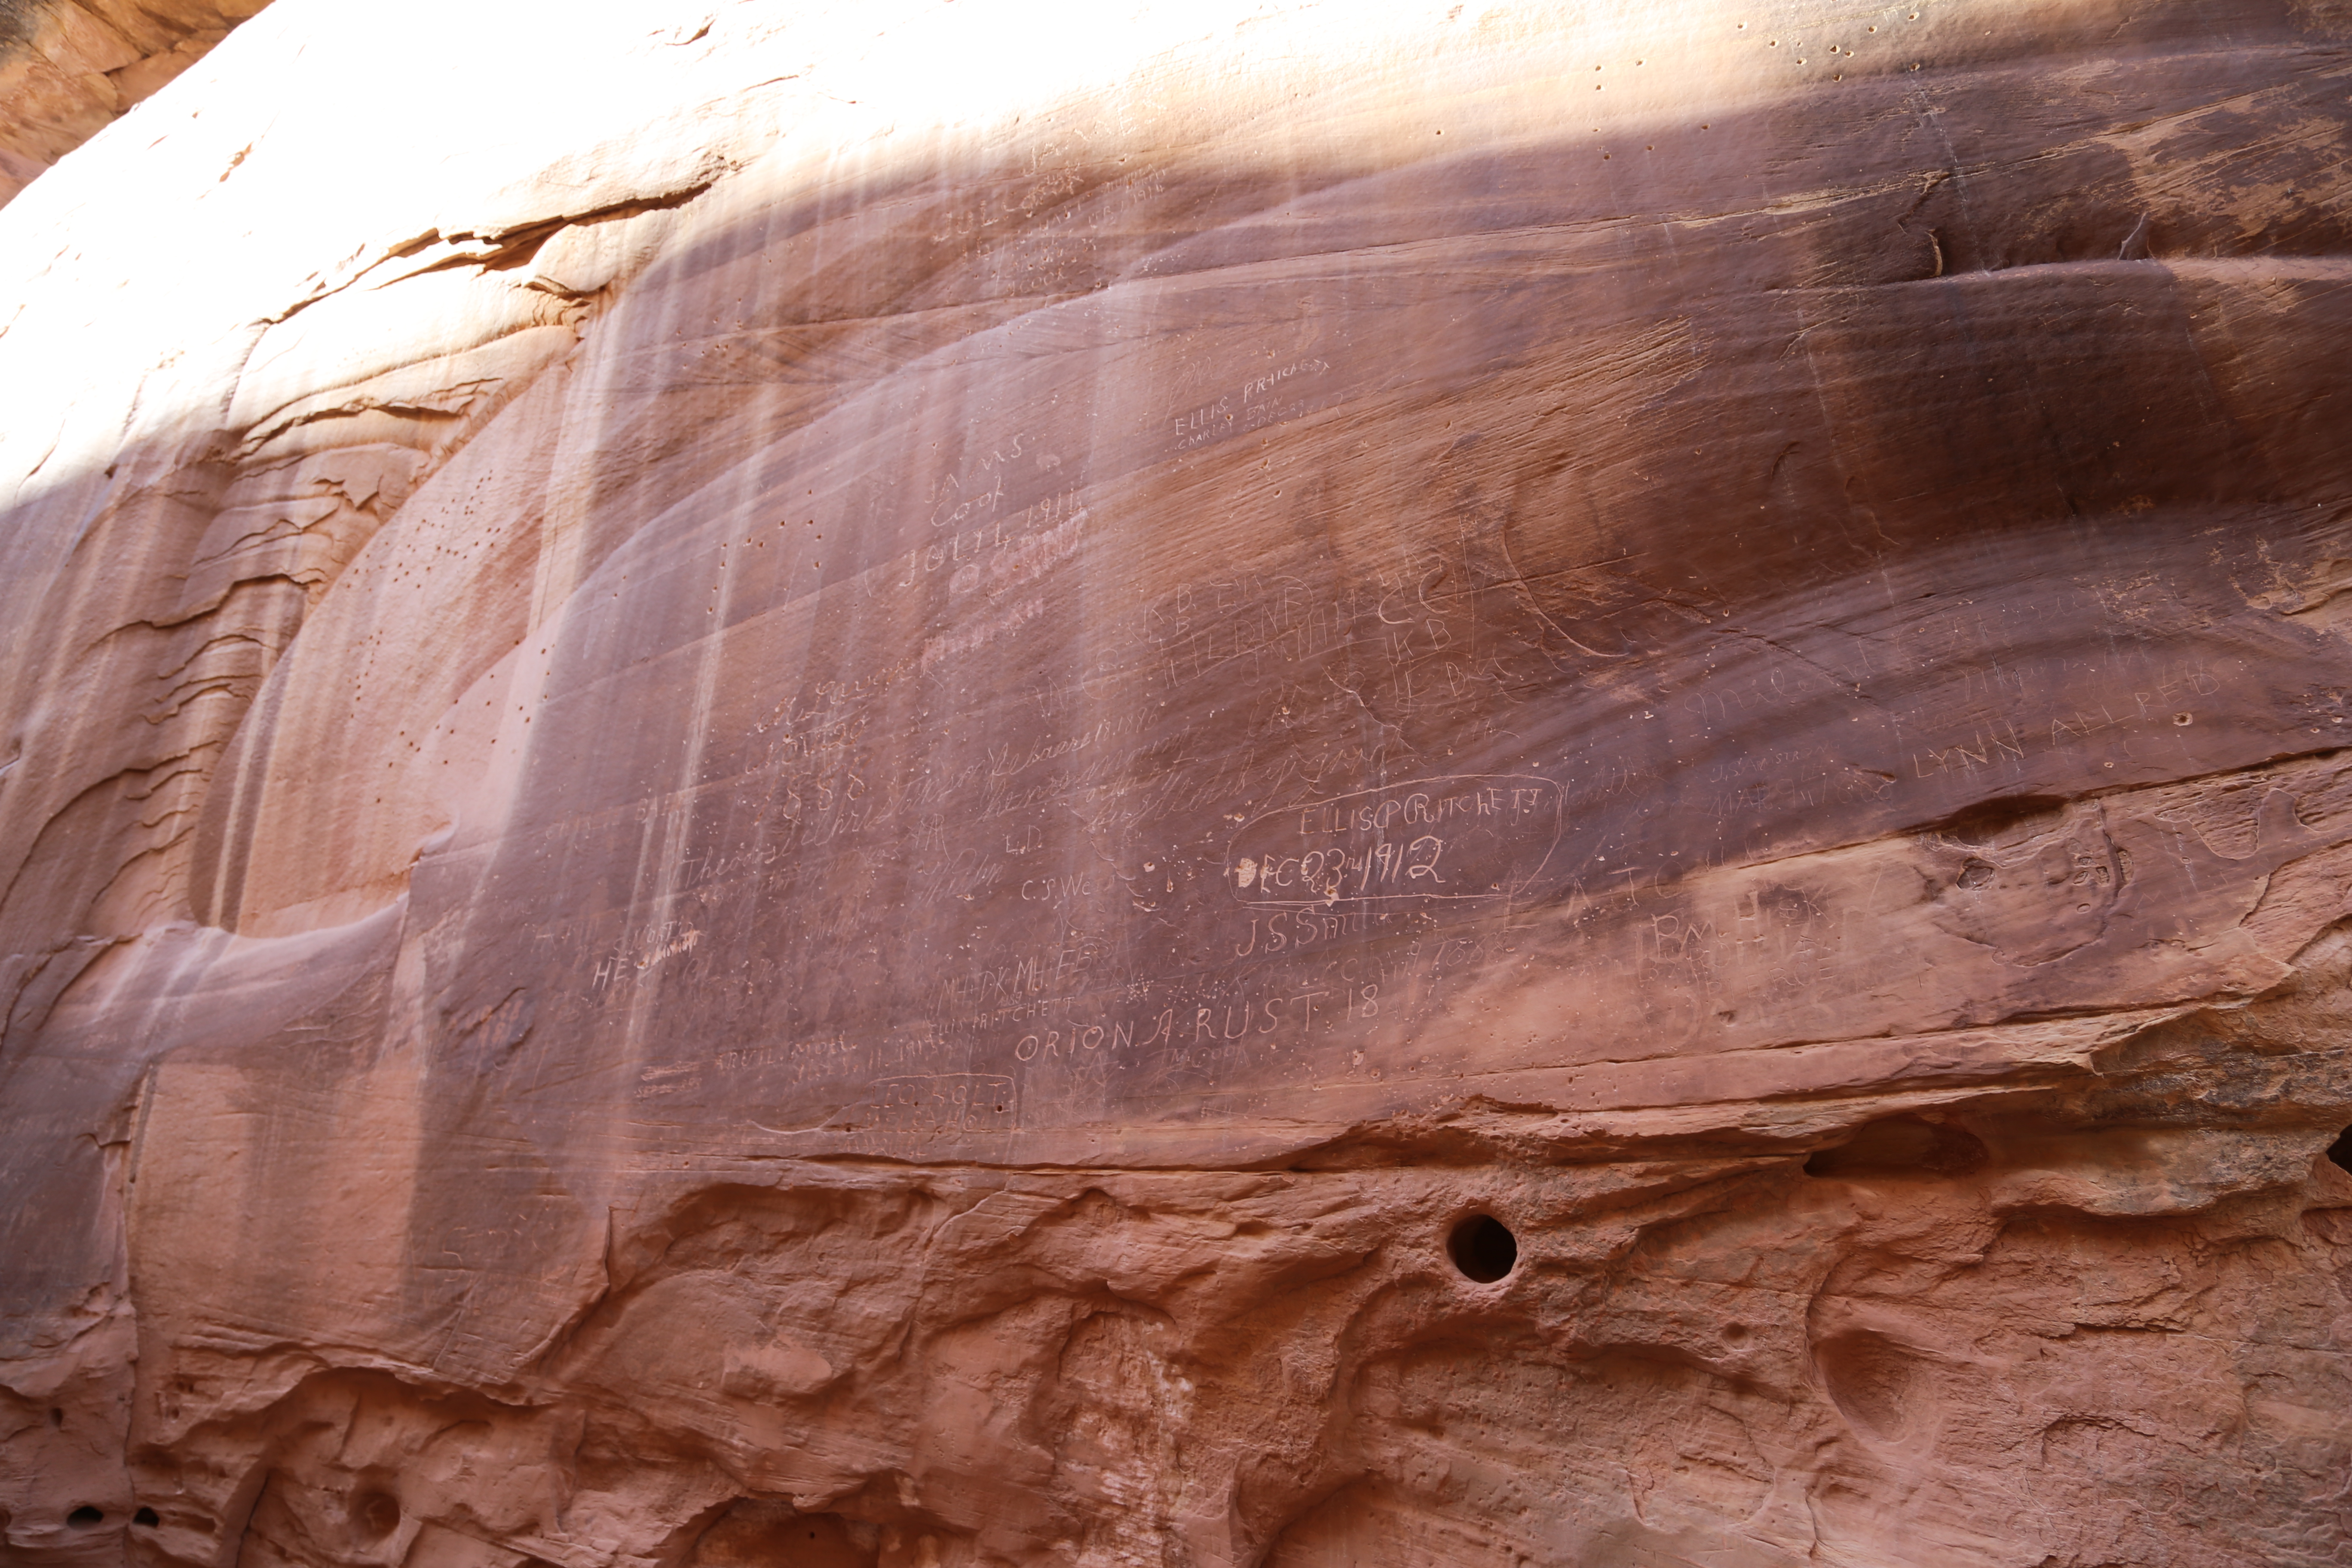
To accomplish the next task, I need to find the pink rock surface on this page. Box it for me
[0,2,2348,1564]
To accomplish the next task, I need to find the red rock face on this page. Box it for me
[0,2,2349,1564]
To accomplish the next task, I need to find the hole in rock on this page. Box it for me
[2328,1126,2352,1174]
[67,1507,104,1528]
[46,1407,61,1427]
[686,1500,876,1567]
[1933,793,2069,845]
[352,1492,401,1538]
[1813,1329,1923,1446]
[133,1508,159,1528]
[1447,1214,1517,1282]
[1804,1116,1987,1178]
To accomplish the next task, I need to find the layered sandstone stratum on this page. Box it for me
[0,0,268,208]
[2,2,2350,1564]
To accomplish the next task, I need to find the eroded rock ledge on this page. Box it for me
[0,0,268,207]
[0,2,2348,1565]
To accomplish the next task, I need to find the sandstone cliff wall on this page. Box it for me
[0,0,269,208]
[0,2,2349,1565]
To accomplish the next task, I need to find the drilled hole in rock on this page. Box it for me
[67,1507,104,1528]
[133,1508,159,1528]
[2328,1126,2352,1174]
[1447,1214,1517,1282]
[1805,1116,1987,1178]
[352,1492,401,1539]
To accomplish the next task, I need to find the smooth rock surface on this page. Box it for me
[1,1,2349,1564]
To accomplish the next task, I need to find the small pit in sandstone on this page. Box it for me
[133,1507,159,1528]
[352,1492,401,1538]
[1447,1214,1517,1282]
[2329,1126,2352,1174]
[66,1507,103,1528]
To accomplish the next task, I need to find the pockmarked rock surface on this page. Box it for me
[2,0,2350,1563]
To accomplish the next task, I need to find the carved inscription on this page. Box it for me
[1228,776,1562,906]
[850,1074,1017,1136]
[1172,355,1333,451]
